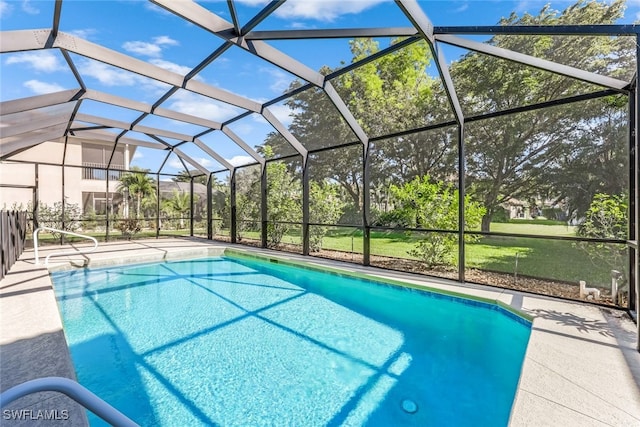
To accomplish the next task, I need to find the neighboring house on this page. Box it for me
[0,136,133,215]
[501,197,567,221]
[80,140,131,216]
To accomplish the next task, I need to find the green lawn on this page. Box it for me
[319,226,620,285]
[33,222,621,286]
[487,222,576,236]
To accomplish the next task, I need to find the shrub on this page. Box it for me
[309,181,346,251]
[116,218,141,240]
[36,199,82,238]
[389,175,485,268]
[575,193,627,284]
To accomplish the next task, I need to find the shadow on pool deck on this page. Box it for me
[0,332,88,427]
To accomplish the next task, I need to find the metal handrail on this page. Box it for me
[0,377,138,426]
[33,227,98,266]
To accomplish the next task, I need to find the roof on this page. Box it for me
[1,1,637,176]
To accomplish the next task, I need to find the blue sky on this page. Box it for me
[1,0,639,175]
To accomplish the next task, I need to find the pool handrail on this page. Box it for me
[33,227,98,266]
[0,376,138,426]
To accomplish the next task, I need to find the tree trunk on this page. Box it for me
[481,212,492,232]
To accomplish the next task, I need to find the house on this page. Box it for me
[0,136,133,215]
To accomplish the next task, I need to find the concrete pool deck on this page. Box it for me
[1,237,639,426]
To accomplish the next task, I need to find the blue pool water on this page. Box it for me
[51,254,531,426]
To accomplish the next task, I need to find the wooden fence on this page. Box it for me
[1,211,28,280]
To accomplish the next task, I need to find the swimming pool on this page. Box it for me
[51,251,531,426]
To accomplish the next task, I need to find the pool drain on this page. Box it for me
[401,399,418,414]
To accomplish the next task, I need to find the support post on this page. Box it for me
[302,154,310,255]
[207,173,213,240]
[156,174,160,239]
[629,90,637,312]
[61,164,65,245]
[33,164,39,230]
[363,143,371,266]
[105,169,110,242]
[261,163,267,248]
[633,35,639,352]
[230,170,237,244]
[190,177,194,237]
[458,124,466,283]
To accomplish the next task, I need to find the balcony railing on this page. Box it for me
[82,163,125,180]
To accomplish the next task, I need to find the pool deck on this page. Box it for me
[1,237,639,426]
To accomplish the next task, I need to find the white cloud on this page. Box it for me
[5,51,64,72]
[123,36,179,58]
[289,22,310,29]
[454,3,469,13]
[226,155,255,166]
[149,59,192,76]
[260,67,291,93]
[168,157,185,170]
[236,0,268,6]
[197,157,213,167]
[166,91,242,122]
[237,0,386,21]
[275,0,387,22]
[144,2,173,15]
[0,1,13,17]
[122,41,162,57]
[153,36,179,46]
[23,79,64,95]
[77,57,167,100]
[132,151,144,160]
[264,104,295,127]
[78,60,139,86]
[228,123,254,136]
[21,0,39,15]
[69,28,97,40]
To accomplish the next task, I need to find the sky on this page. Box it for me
[1,0,639,176]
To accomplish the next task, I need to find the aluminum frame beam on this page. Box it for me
[69,129,167,150]
[0,123,67,159]
[397,0,464,124]
[220,127,265,166]
[1,112,71,139]
[151,0,325,87]
[245,28,418,40]
[173,147,211,176]
[80,90,223,130]
[132,125,193,143]
[433,25,640,36]
[0,29,50,52]
[0,90,80,115]
[73,113,131,132]
[396,0,434,43]
[193,138,234,172]
[73,113,196,143]
[50,31,263,112]
[240,1,285,36]
[261,107,308,156]
[323,82,369,145]
[436,34,629,91]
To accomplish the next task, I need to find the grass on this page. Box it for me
[319,225,619,285]
[484,222,576,237]
[32,222,621,286]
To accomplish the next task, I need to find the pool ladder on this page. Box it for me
[0,377,138,426]
[33,227,98,266]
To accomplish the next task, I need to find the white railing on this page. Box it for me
[33,227,98,266]
[0,377,138,426]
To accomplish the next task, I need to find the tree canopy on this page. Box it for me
[258,0,632,232]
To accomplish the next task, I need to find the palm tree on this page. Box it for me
[117,167,155,219]
[164,190,195,229]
